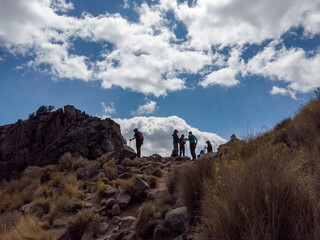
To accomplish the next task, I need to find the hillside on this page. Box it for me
[1,97,320,240]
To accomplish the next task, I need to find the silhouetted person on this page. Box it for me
[130,128,143,158]
[172,129,179,157]
[206,140,213,153]
[229,134,238,142]
[179,134,186,157]
[187,131,197,160]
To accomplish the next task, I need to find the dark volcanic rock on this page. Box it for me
[0,105,126,180]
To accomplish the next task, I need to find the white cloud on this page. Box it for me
[174,0,320,49]
[131,99,157,116]
[114,116,226,157]
[270,86,297,100]
[0,0,320,97]
[101,102,116,117]
[303,9,320,35]
[199,48,244,88]
[246,43,320,94]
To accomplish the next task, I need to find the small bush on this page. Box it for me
[30,198,51,217]
[60,174,79,197]
[88,180,110,197]
[48,172,66,188]
[130,167,141,174]
[0,215,54,240]
[54,195,84,214]
[36,105,55,116]
[103,159,118,180]
[59,152,73,171]
[122,157,131,166]
[143,175,158,188]
[151,167,163,177]
[0,211,21,233]
[175,159,216,218]
[114,178,137,196]
[0,134,6,141]
[68,210,100,240]
[134,202,157,238]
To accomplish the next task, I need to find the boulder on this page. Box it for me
[153,221,176,240]
[111,216,122,224]
[80,226,94,240]
[119,216,136,230]
[99,222,109,234]
[95,205,107,214]
[165,207,189,233]
[103,187,118,198]
[109,230,125,240]
[119,145,137,161]
[134,178,149,196]
[174,198,185,209]
[116,193,132,209]
[20,202,34,214]
[111,204,121,216]
[105,198,115,208]
[173,235,184,240]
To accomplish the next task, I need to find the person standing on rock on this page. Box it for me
[205,140,213,153]
[179,134,186,157]
[187,131,197,160]
[172,129,179,157]
[130,128,144,158]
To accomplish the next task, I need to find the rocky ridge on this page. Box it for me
[0,105,126,180]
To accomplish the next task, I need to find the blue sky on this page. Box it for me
[1,0,320,156]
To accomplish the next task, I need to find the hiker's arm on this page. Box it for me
[130,136,136,141]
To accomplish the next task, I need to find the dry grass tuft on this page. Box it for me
[200,145,320,240]
[0,215,54,240]
[151,167,163,177]
[68,210,100,240]
[134,201,157,238]
[122,157,131,166]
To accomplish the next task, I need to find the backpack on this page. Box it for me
[137,131,144,142]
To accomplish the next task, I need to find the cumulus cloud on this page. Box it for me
[174,0,320,49]
[114,116,226,157]
[131,99,157,116]
[270,86,297,100]
[199,48,244,88]
[101,102,116,117]
[246,43,320,94]
[0,0,320,96]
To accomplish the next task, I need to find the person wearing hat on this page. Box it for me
[172,129,179,157]
[206,140,213,153]
[186,131,198,160]
[130,128,144,158]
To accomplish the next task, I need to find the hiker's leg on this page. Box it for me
[136,143,141,158]
[191,143,196,160]
[174,143,178,156]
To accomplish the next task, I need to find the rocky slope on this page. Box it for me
[0,105,126,180]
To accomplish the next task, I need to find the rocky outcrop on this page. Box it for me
[0,105,126,180]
